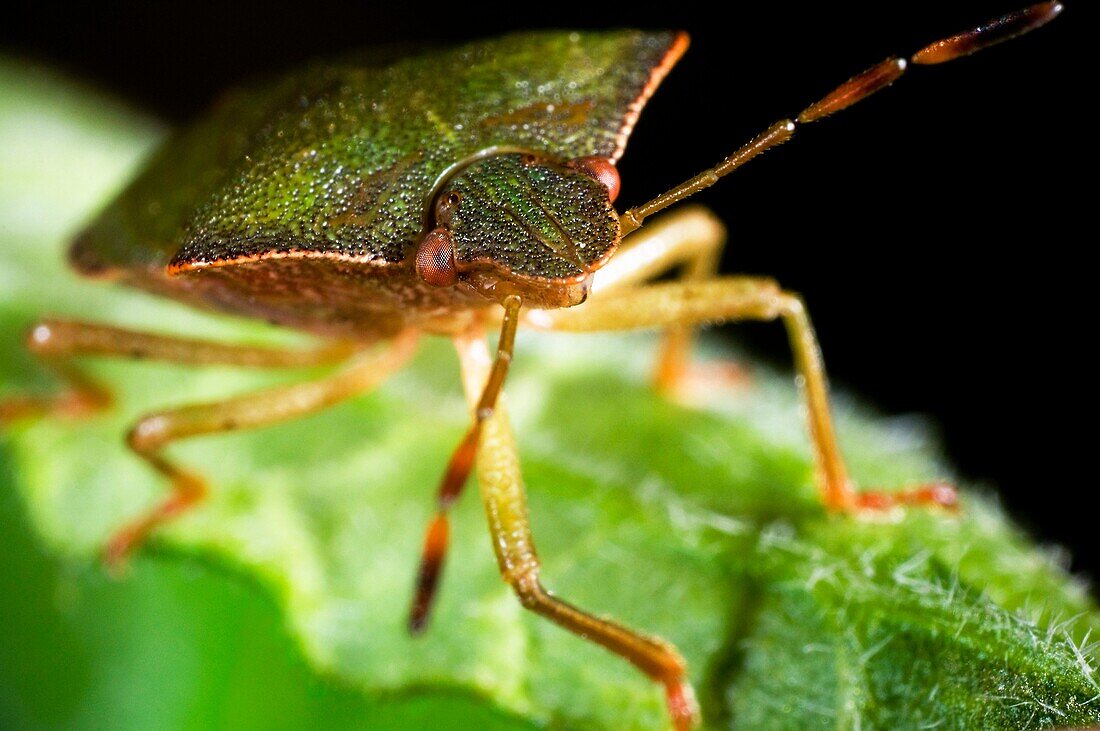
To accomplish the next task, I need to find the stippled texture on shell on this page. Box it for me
[442,154,619,281]
[70,31,683,280]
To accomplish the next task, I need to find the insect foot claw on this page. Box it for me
[665,678,700,731]
[852,482,960,513]
[102,527,140,578]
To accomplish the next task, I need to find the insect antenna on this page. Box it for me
[618,1,1062,238]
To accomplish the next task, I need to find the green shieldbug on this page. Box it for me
[0,4,1063,728]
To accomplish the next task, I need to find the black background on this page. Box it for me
[4,3,1091,581]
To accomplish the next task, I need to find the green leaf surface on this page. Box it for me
[2,59,1098,730]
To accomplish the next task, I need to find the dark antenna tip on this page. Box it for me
[912,2,1063,65]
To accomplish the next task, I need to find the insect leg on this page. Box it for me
[590,207,725,296]
[0,359,111,422]
[530,278,956,514]
[1,318,359,423]
[453,331,698,731]
[104,329,419,569]
[409,295,522,633]
[584,206,731,394]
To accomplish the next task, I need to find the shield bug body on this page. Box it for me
[0,5,1063,728]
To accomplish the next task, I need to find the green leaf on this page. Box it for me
[2,59,1098,730]
[0,449,533,731]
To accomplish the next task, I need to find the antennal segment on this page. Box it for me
[619,121,794,237]
[618,2,1062,238]
[913,1,1063,65]
[798,58,908,124]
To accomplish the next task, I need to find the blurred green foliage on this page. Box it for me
[1,60,1098,730]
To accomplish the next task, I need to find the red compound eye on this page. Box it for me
[568,156,620,203]
[416,228,457,287]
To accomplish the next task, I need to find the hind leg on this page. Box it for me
[1,318,418,566]
[104,329,419,567]
[1,318,359,423]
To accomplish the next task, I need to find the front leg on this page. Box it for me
[453,331,697,731]
[582,206,736,396]
[530,278,956,513]
[408,296,522,633]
